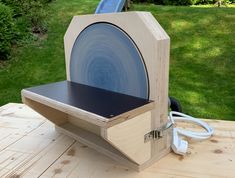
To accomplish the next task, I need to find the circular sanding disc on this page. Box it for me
[70,22,149,99]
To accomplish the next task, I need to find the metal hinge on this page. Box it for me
[144,130,164,142]
[144,121,173,143]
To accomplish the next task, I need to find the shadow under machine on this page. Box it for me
[21,12,172,171]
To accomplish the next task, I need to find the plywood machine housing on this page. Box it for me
[21,11,171,171]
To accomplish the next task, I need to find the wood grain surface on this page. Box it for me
[0,103,234,178]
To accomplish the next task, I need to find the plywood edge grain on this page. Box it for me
[22,89,154,128]
[105,101,154,128]
[21,89,109,127]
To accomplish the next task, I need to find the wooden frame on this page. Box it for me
[22,11,171,171]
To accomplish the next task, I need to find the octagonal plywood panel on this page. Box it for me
[64,12,170,128]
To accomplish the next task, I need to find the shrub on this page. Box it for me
[0,0,48,34]
[0,3,15,60]
[132,0,195,5]
[162,0,194,5]
[194,0,214,4]
[23,0,48,34]
[132,0,231,5]
[0,0,21,16]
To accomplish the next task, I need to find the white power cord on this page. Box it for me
[169,111,214,155]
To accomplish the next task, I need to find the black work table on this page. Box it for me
[23,80,152,119]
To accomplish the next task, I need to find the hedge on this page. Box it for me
[132,0,229,5]
[0,3,15,60]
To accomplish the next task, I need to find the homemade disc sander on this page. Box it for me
[22,12,171,171]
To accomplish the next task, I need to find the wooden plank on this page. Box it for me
[1,135,75,177]
[0,103,46,154]
[11,135,75,178]
[0,103,43,120]
[1,103,235,177]
[0,103,45,131]
[1,127,75,177]
[0,116,45,133]
[0,133,25,152]
[0,104,75,178]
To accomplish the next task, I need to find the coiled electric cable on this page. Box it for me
[169,111,214,155]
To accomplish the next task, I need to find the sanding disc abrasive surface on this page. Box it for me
[70,22,149,99]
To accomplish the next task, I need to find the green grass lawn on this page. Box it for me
[0,0,234,120]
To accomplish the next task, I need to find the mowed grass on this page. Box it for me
[0,0,234,120]
[132,4,235,120]
[0,0,100,105]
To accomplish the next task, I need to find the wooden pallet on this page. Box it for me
[0,103,234,177]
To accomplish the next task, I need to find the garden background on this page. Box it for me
[0,0,234,120]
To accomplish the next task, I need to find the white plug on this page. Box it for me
[171,128,188,155]
[169,111,214,156]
